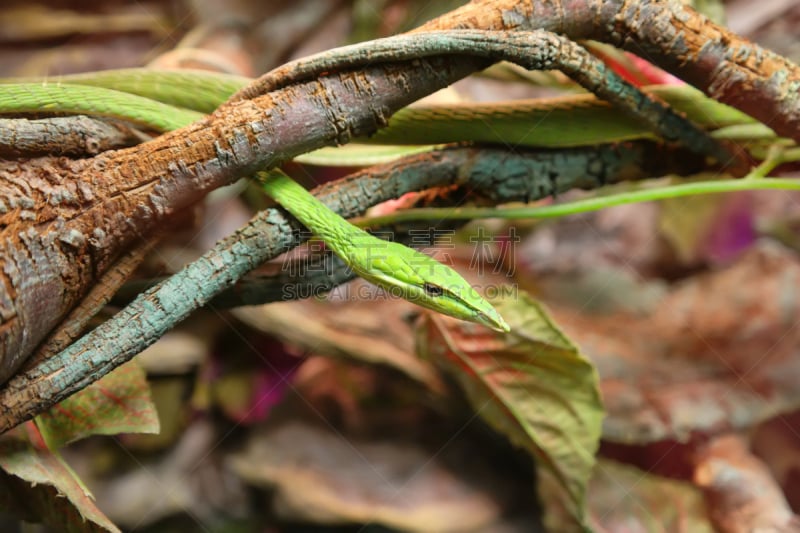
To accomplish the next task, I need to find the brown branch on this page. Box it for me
[0,116,144,158]
[417,0,800,142]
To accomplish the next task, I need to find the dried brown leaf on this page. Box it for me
[549,242,800,443]
[89,420,248,528]
[231,279,444,390]
[229,421,512,532]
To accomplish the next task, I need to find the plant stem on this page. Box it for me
[355,178,800,226]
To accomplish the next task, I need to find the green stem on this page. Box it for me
[746,145,786,179]
[355,178,800,226]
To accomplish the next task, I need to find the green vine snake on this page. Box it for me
[258,169,508,330]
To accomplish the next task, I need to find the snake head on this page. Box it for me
[353,240,510,332]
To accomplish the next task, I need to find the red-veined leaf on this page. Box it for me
[35,360,158,449]
[417,289,603,530]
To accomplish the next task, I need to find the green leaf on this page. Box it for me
[0,432,119,532]
[35,360,159,449]
[417,290,603,529]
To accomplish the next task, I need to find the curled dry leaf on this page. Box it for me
[289,355,441,434]
[694,434,800,533]
[88,419,248,529]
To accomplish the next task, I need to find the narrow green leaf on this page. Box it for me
[417,290,603,529]
[35,361,159,449]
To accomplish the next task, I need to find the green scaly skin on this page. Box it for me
[259,170,509,331]
[5,68,250,112]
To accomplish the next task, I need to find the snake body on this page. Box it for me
[259,170,507,330]
[15,69,249,112]
[0,83,204,131]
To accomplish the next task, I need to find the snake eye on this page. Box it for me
[423,282,444,297]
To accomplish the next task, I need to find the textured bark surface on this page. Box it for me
[0,116,142,158]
